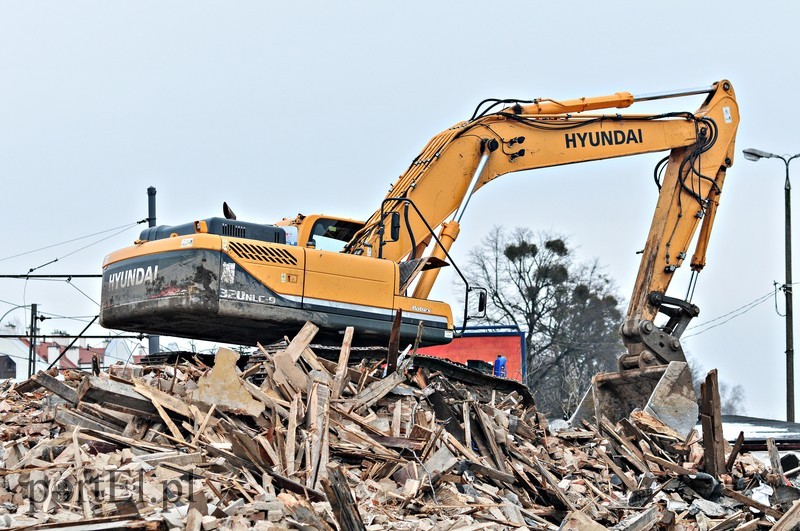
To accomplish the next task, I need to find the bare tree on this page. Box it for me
[465,227,623,417]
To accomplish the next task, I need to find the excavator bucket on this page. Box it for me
[569,361,698,437]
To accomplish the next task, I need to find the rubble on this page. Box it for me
[0,322,797,530]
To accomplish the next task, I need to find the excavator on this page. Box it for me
[100,80,739,434]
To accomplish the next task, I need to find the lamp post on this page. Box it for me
[743,148,800,422]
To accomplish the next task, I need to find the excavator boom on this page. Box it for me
[348,82,738,353]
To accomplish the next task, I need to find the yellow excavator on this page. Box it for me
[100,80,739,433]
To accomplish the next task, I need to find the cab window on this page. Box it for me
[308,219,363,252]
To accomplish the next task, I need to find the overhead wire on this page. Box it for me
[511,284,785,346]
[0,220,146,264]
[681,287,779,339]
[64,280,100,306]
[27,222,143,274]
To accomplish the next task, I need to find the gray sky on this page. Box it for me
[0,1,797,419]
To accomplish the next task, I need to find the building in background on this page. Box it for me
[0,325,132,379]
[34,333,106,371]
[0,323,47,379]
[419,325,526,382]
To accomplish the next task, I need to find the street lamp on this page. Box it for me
[743,148,800,422]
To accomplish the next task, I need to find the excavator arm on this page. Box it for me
[346,80,739,369]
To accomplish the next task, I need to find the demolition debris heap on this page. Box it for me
[0,324,797,530]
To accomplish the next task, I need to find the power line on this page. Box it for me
[64,280,99,306]
[682,289,777,339]
[27,223,141,274]
[685,289,776,331]
[0,221,145,264]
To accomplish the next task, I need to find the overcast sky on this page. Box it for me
[1,1,798,419]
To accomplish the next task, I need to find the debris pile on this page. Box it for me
[0,323,797,530]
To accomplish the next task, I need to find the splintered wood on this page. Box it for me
[0,321,790,530]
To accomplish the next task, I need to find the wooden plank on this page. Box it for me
[329,417,399,459]
[331,327,354,400]
[726,431,745,473]
[130,380,187,444]
[306,379,330,489]
[768,437,785,476]
[284,321,320,362]
[242,380,290,419]
[185,508,202,531]
[206,443,326,502]
[78,375,160,420]
[596,447,637,491]
[73,427,93,518]
[611,506,660,531]
[441,431,482,463]
[385,309,402,373]
[273,349,309,393]
[30,371,79,404]
[463,402,472,450]
[722,487,784,520]
[256,434,281,468]
[320,464,366,531]
[54,406,124,435]
[348,364,407,412]
[708,512,745,531]
[331,405,390,437]
[709,370,727,476]
[472,402,508,473]
[301,346,329,375]
[285,395,300,476]
[560,510,609,530]
[392,399,402,438]
[256,343,277,386]
[14,515,163,530]
[468,461,516,484]
[700,369,727,477]
[190,404,216,447]
[643,452,694,475]
[137,451,204,467]
[774,499,800,531]
[531,455,576,511]
[368,435,426,451]
[554,429,596,440]
[278,491,335,531]
[77,402,131,429]
[132,378,192,418]
[79,428,173,453]
[601,417,649,474]
[427,390,466,443]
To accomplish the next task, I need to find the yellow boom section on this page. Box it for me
[346,81,739,327]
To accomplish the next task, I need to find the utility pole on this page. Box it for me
[147,186,161,356]
[744,148,800,422]
[27,304,38,378]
